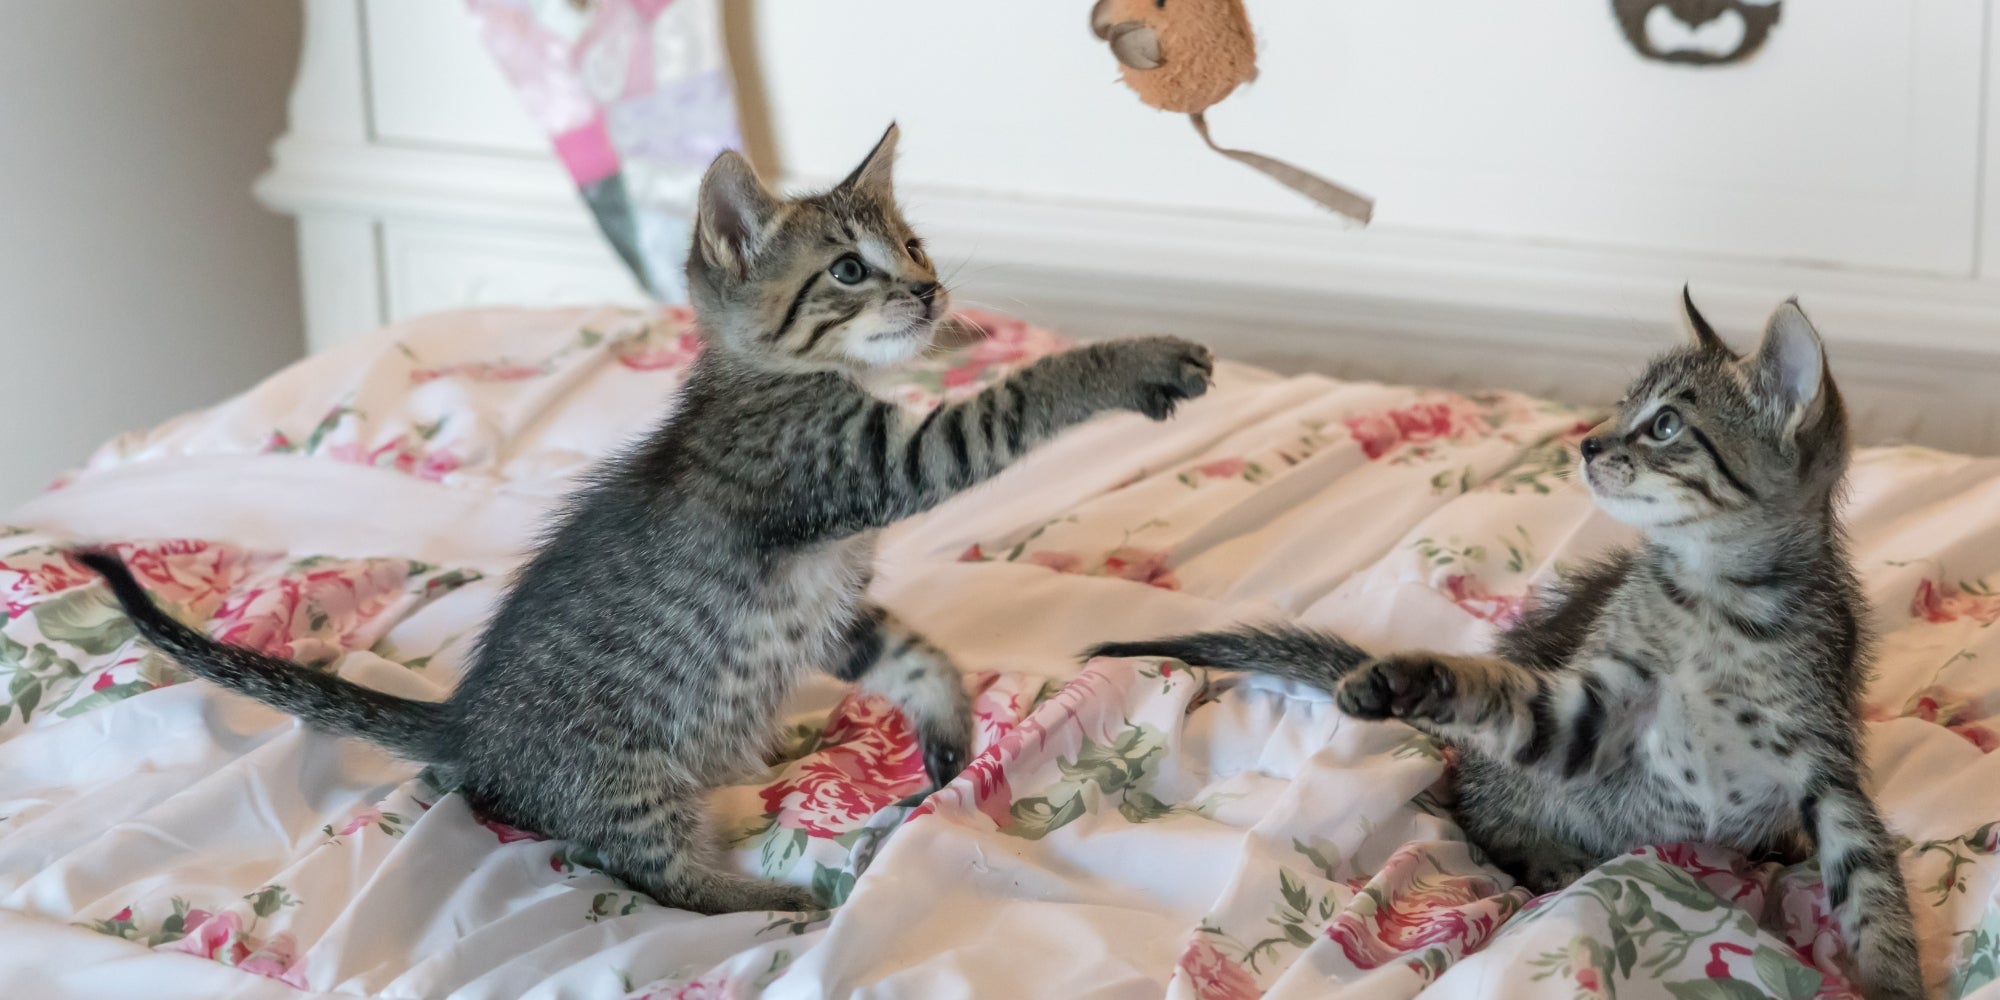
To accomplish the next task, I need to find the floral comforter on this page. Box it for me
[4,306,1999,1000]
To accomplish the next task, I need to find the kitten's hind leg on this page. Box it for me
[832,604,973,789]
[599,797,818,915]
[1751,824,1815,867]
[1805,777,1925,1000]
[1455,794,1601,894]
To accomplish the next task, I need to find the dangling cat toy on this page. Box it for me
[1090,0,1375,224]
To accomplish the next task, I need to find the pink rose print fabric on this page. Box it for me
[12,305,2000,998]
[1325,844,1519,972]
[1912,576,2000,626]
[1342,395,1497,461]
[1178,938,1263,1000]
[760,693,928,839]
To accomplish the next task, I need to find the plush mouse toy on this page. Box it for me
[1090,0,1374,224]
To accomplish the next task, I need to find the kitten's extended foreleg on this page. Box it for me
[832,603,972,789]
[1086,623,1372,688]
[1804,774,1925,1000]
[781,338,1213,541]
[890,336,1214,509]
[1339,652,1630,778]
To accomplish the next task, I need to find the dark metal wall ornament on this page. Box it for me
[1613,0,1782,66]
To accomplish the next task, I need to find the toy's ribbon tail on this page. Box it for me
[1190,112,1374,225]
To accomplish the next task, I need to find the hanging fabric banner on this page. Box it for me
[467,0,742,301]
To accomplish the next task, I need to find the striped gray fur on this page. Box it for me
[84,124,1213,916]
[1092,292,1922,999]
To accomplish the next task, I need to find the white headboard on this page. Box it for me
[258,0,2000,453]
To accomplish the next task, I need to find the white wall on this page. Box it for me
[0,1,304,505]
[749,0,1981,275]
[264,0,2000,452]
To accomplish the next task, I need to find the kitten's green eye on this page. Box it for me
[904,239,928,267]
[828,254,868,285]
[1649,407,1683,441]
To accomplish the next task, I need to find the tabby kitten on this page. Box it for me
[85,124,1215,915]
[1091,294,1922,999]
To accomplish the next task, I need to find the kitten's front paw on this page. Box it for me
[766,883,824,914]
[1106,336,1214,420]
[863,626,974,792]
[1851,939,1928,1000]
[1517,858,1595,896]
[1337,655,1456,722]
[1854,969,1925,1000]
[918,715,974,790]
[697,874,823,915]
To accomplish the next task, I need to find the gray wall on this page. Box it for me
[0,1,304,505]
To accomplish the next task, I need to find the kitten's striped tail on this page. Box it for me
[1087,623,1371,687]
[79,550,457,763]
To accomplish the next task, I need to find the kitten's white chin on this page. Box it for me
[843,321,936,368]
[1596,501,1665,528]
[1590,488,1706,530]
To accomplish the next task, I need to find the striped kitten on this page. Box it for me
[1092,294,1922,999]
[85,124,1214,915]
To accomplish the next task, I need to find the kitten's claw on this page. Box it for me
[920,723,972,790]
[851,616,974,796]
[1113,337,1214,421]
[1337,655,1455,721]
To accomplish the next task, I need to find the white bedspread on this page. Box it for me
[3,306,1998,999]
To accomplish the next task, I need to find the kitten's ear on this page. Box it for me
[695,150,781,273]
[1681,285,1732,356]
[838,123,899,200]
[1744,299,1829,434]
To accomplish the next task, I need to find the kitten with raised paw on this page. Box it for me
[84,123,1211,916]
[1090,291,1924,999]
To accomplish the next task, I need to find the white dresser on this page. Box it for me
[257,0,2000,452]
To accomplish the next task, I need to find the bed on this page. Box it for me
[2,306,1997,999]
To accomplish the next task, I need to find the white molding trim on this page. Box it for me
[258,136,595,235]
[256,135,2000,451]
[293,215,384,355]
[257,139,2000,356]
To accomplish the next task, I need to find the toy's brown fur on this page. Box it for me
[1094,0,1256,113]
